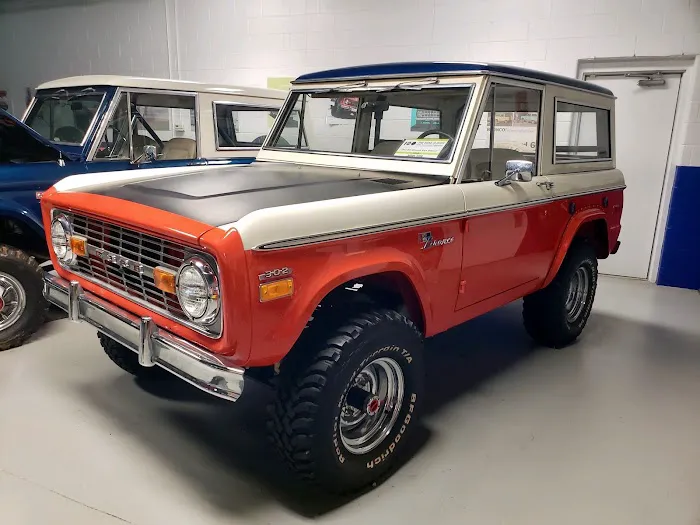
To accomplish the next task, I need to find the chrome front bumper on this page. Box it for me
[43,271,244,402]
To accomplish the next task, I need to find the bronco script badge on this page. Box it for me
[419,231,455,250]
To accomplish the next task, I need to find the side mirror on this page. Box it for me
[495,160,534,187]
[143,144,157,163]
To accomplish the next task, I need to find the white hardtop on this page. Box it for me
[36,75,287,101]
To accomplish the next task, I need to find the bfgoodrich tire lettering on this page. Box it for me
[523,241,598,348]
[0,246,47,351]
[268,309,424,493]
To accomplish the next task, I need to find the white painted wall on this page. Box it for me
[0,0,169,115]
[169,0,700,164]
[2,0,698,155]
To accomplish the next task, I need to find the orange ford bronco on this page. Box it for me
[42,62,624,492]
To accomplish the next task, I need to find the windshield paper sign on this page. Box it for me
[394,138,449,158]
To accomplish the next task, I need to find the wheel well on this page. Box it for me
[316,271,425,334]
[574,218,609,259]
[0,216,49,261]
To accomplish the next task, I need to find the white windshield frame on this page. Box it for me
[257,75,487,178]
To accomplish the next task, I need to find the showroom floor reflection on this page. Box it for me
[1,276,699,525]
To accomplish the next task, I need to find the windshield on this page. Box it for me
[25,88,105,145]
[0,112,60,163]
[268,85,473,163]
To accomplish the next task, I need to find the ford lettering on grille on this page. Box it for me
[62,210,192,323]
[94,247,144,275]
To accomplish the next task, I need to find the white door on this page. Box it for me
[585,73,681,279]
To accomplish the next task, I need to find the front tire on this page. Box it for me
[268,309,424,493]
[99,334,168,380]
[523,241,598,348]
[0,246,47,351]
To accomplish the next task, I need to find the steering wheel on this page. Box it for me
[417,129,455,142]
[417,129,455,159]
[53,126,83,143]
[253,135,290,147]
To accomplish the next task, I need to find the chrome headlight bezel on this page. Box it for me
[176,256,221,326]
[50,213,76,266]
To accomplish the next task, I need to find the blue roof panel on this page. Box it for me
[294,62,614,96]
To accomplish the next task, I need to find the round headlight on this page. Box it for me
[176,257,220,324]
[50,215,74,264]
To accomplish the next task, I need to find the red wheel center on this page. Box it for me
[0,297,4,310]
[366,397,381,416]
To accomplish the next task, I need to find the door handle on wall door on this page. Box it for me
[537,180,554,190]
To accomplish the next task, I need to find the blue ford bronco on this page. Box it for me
[0,76,286,350]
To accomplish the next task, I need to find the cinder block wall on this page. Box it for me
[0,0,698,286]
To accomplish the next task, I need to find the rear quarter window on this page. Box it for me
[554,100,611,163]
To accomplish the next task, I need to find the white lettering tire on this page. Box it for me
[267,309,424,493]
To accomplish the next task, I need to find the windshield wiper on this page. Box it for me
[375,78,439,92]
[68,87,98,100]
[314,81,368,94]
[48,88,68,100]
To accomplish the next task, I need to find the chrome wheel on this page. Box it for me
[340,357,405,455]
[0,272,27,332]
[565,266,590,323]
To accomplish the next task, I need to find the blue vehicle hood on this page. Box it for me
[0,108,79,163]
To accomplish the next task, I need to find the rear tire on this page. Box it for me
[0,246,47,351]
[268,309,424,494]
[99,334,168,380]
[523,241,598,348]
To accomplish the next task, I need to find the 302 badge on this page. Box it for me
[258,266,292,281]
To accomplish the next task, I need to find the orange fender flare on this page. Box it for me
[542,209,607,288]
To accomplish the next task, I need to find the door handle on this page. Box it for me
[537,180,554,190]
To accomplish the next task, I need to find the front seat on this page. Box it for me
[161,138,196,160]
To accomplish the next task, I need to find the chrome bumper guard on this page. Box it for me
[43,271,244,402]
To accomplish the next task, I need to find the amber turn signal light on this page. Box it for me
[70,235,88,257]
[259,278,294,302]
[153,267,177,294]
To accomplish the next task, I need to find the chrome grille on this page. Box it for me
[66,211,189,319]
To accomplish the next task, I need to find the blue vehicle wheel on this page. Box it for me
[0,246,47,351]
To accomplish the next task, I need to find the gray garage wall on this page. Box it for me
[1,0,699,162]
[0,0,170,115]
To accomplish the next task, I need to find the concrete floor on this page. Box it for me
[1,276,699,525]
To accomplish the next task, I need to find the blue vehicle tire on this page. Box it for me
[0,246,47,351]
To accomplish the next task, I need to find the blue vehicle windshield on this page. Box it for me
[25,87,105,146]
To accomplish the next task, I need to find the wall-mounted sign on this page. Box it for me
[267,77,295,127]
[410,108,440,131]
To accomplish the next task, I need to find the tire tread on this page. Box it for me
[267,309,421,489]
[0,245,47,351]
[523,241,597,348]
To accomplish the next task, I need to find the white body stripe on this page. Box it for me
[225,185,467,250]
[547,169,625,199]
[53,165,224,194]
[224,170,625,250]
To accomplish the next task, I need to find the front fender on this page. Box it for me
[0,199,44,236]
[245,245,434,367]
[542,208,607,288]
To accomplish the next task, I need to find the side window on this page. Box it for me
[214,104,276,149]
[131,93,197,161]
[468,85,541,181]
[94,94,130,160]
[555,101,611,162]
[217,104,303,149]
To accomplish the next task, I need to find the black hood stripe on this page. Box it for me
[91,163,444,227]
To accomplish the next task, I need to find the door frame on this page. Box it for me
[578,56,696,282]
